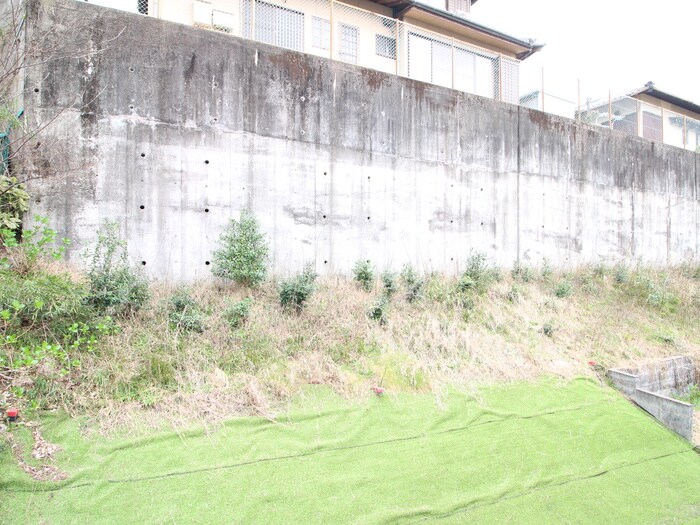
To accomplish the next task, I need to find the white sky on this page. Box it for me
[470,0,700,105]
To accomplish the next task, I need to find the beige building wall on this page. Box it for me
[632,94,700,150]
[92,0,519,100]
[634,93,700,121]
[158,0,398,73]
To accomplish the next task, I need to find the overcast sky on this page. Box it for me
[471,0,700,105]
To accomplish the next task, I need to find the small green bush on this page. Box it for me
[400,264,423,303]
[423,276,457,304]
[381,271,397,298]
[553,280,573,298]
[86,221,149,316]
[506,285,521,303]
[0,270,90,332]
[540,258,553,281]
[224,297,252,330]
[511,261,534,283]
[0,175,29,232]
[211,210,269,287]
[692,266,700,280]
[459,293,476,310]
[0,270,116,371]
[679,384,700,407]
[643,278,678,312]
[1,215,70,275]
[613,263,629,284]
[352,260,374,292]
[279,264,317,311]
[168,290,206,333]
[457,252,499,296]
[368,295,389,325]
[592,264,607,278]
[542,322,555,338]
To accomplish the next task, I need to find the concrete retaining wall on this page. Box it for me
[611,356,696,396]
[607,370,637,397]
[634,389,694,441]
[608,357,696,440]
[21,0,700,280]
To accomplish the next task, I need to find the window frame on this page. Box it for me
[375,34,396,59]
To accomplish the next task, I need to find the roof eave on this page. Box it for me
[393,2,542,59]
[631,83,700,116]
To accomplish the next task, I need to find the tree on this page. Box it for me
[211,210,269,287]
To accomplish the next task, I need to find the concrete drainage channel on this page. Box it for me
[608,356,697,442]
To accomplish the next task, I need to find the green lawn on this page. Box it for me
[2,378,700,524]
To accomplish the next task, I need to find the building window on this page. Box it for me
[453,47,497,98]
[447,0,470,16]
[407,33,451,87]
[312,17,330,50]
[339,24,359,64]
[375,35,396,59]
[242,0,304,52]
[408,32,501,97]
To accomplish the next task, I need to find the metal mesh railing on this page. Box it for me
[135,0,519,104]
[576,94,700,151]
[80,0,152,15]
[72,0,700,154]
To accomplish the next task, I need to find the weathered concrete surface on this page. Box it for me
[634,389,694,441]
[610,356,696,396]
[22,0,700,280]
[607,369,637,397]
[608,357,696,441]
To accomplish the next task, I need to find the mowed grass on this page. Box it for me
[2,378,700,525]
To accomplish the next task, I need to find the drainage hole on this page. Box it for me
[33,87,39,93]
[140,153,146,158]
[205,261,211,266]
[204,208,210,213]
[204,160,210,165]
[141,261,146,266]
[139,205,145,210]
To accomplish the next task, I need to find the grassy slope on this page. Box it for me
[2,379,700,524]
[46,264,700,434]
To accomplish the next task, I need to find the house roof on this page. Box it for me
[371,1,543,59]
[374,0,478,5]
[628,82,700,116]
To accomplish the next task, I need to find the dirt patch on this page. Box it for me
[6,425,67,482]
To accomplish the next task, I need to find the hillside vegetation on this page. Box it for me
[1,218,699,435]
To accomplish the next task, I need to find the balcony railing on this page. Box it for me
[78,0,699,153]
[84,0,521,104]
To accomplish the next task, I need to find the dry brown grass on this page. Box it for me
[6,262,700,435]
